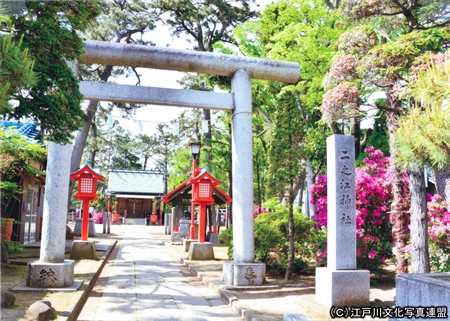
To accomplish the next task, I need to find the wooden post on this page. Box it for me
[199,203,206,243]
[81,199,90,241]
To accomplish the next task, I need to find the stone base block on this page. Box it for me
[223,260,266,286]
[183,239,197,252]
[392,272,450,320]
[73,218,96,237]
[187,242,215,260]
[27,260,74,288]
[207,232,221,245]
[315,267,370,307]
[171,232,182,244]
[70,241,97,260]
[284,314,311,321]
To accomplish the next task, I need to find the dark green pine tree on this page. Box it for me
[6,1,101,143]
[268,90,307,281]
[0,7,37,113]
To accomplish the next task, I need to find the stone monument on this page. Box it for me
[315,134,370,307]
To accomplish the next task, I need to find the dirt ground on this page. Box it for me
[226,266,396,321]
[1,246,105,321]
[170,243,397,321]
[1,230,397,321]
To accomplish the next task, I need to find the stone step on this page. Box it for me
[123,218,146,225]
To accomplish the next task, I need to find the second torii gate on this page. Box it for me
[78,40,300,286]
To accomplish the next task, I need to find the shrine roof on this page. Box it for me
[162,181,232,205]
[0,121,41,142]
[107,170,165,196]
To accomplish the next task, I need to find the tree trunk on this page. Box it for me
[202,108,212,162]
[89,120,97,166]
[386,111,410,274]
[143,156,149,170]
[284,180,295,281]
[305,157,315,217]
[255,153,263,212]
[68,63,114,206]
[434,169,450,201]
[350,117,361,159]
[409,166,430,273]
[68,99,99,206]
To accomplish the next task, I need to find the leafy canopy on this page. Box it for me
[3,1,101,144]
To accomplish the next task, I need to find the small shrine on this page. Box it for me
[162,143,231,260]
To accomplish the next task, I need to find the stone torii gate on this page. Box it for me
[48,41,297,287]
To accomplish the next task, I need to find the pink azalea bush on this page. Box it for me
[426,194,450,272]
[92,211,103,224]
[311,147,394,278]
[312,146,450,274]
[254,204,268,218]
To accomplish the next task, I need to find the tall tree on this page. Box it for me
[152,124,179,194]
[2,1,100,143]
[70,0,157,203]
[153,0,257,165]
[236,0,339,279]
[324,0,450,273]
[238,0,336,213]
[268,89,307,281]
[395,52,450,273]
[135,133,157,170]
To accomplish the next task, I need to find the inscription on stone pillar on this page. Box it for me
[327,135,356,270]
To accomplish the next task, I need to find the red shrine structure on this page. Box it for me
[163,143,231,243]
[70,164,105,241]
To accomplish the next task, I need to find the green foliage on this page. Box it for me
[356,110,389,166]
[153,0,257,52]
[395,106,450,170]
[219,206,317,275]
[168,147,192,190]
[0,31,37,113]
[395,51,450,171]
[268,89,306,195]
[361,28,450,85]
[218,225,234,259]
[91,189,107,211]
[1,241,25,258]
[4,1,101,143]
[234,0,338,207]
[1,217,24,258]
[0,128,47,211]
[408,51,450,109]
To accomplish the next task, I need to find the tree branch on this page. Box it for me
[255,105,273,127]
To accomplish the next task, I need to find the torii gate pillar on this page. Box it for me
[223,69,265,286]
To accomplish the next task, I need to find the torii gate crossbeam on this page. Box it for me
[78,40,300,286]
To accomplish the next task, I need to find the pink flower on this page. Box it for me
[368,251,378,259]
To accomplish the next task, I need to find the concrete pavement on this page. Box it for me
[77,225,243,321]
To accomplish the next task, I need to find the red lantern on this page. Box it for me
[187,169,221,243]
[70,164,105,241]
[71,165,105,200]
